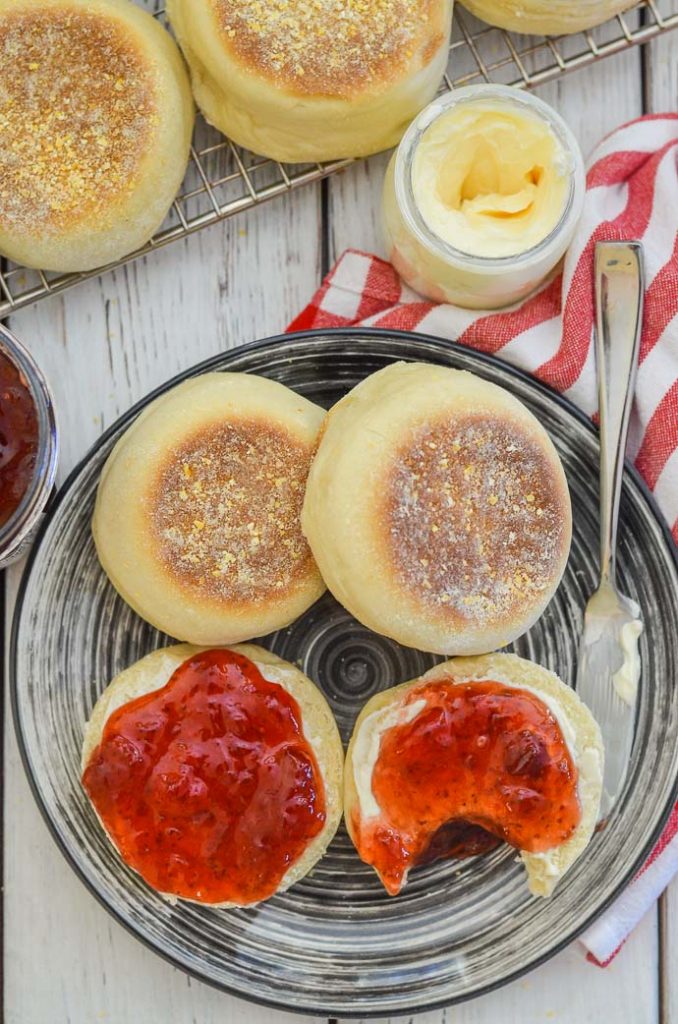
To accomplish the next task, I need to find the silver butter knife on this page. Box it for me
[576,240,644,822]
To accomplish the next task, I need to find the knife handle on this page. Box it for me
[594,241,644,585]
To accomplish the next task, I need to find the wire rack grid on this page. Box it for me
[1,0,677,318]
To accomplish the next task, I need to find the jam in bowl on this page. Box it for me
[0,324,58,568]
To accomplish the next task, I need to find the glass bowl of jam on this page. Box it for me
[0,323,58,568]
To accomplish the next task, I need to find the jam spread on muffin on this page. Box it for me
[351,680,580,895]
[83,649,327,904]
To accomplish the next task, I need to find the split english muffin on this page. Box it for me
[0,0,194,272]
[93,372,326,645]
[82,644,344,905]
[166,0,454,163]
[302,362,572,655]
[345,652,604,897]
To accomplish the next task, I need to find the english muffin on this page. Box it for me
[459,0,636,34]
[93,372,326,645]
[302,362,571,655]
[82,643,344,905]
[166,0,454,163]
[345,652,603,897]
[0,0,194,272]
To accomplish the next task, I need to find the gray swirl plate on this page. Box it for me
[10,329,678,1017]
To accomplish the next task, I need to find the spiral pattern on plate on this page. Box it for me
[10,331,678,1017]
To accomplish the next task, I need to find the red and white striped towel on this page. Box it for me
[287,113,678,966]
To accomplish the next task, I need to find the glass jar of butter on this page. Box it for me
[383,84,586,310]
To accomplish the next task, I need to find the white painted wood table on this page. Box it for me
[3,27,677,1024]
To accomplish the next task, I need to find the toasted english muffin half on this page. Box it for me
[303,362,572,656]
[166,0,454,162]
[345,652,603,897]
[459,0,635,35]
[82,643,344,906]
[0,0,194,271]
[93,372,326,645]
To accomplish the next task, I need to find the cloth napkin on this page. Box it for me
[287,113,678,966]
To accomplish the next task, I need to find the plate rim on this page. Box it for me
[9,326,678,1018]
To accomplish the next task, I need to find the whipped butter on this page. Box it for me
[383,84,586,309]
[352,699,427,820]
[583,586,643,707]
[613,614,643,706]
[412,106,570,258]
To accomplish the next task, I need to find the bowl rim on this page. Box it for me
[9,327,678,1018]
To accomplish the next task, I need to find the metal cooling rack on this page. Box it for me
[2,0,677,318]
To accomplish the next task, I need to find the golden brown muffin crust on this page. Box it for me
[150,419,317,608]
[381,415,569,628]
[211,0,446,98]
[0,4,158,234]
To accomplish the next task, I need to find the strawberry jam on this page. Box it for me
[82,649,327,904]
[0,350,38,529]
[352,680,580,895]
